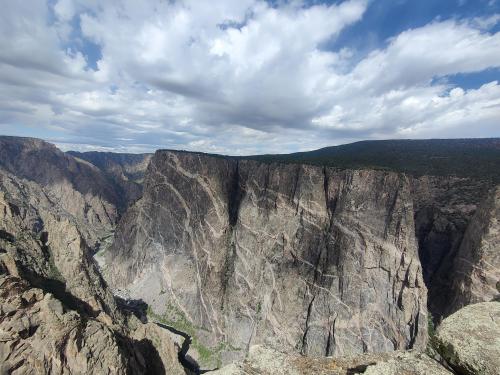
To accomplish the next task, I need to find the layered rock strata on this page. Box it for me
[0,164,183,374]
[68,151,151,209]
[212,301,500,375]
[108,150,428,366]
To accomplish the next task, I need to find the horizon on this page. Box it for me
[2,133,500,156]
[0,0,499,154]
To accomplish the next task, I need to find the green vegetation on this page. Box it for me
[94,231,115,257]
[147,303,241,367]
[46,251,65,282]
[241,139,500,183]
[426,314,438,357]
[163,139,500,182]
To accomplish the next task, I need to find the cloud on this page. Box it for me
[0,0,499,154]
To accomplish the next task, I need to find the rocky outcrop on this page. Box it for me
[435,301,500,375]
[107,150,428,366]
[0,169,119,317]
[68,151,151,208]
[0,136,123,249]
[0,164,184,374]
[209,345,452,375]
[0,274,181,374]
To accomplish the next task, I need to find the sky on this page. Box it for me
[0,0,499,154]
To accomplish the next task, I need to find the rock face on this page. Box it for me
[213,302,500,375]
[435,301,500,375]
[446,187,500,315]
[0,274,182,374]
[210,345,452,375]
[0,136,121,249]
[0,143,184,374]
[410,176,493,319]
[68,151,151,209]
[108,150,428,366]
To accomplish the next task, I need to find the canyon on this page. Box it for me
[0,136,499,374]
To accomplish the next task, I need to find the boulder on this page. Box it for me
[435,301,500,375]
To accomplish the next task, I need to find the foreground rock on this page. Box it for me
[108,150,429,366]
[0,274,183,374]
[435,301,500,375]
[0,164,184,374]
[209,345,452,375]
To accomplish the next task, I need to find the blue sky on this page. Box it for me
[0,0,499,154]
[330,0,500,88]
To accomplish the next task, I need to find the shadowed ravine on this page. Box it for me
[153,322,217,374]
[115,294,215,374]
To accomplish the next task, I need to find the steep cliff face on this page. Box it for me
[410,176,491,318]
[0,136,121,249]
[0,169,119,317]
[0,147,183,374]
[68,151,152,208]
[108,150,428,366]
[445,186,500,314]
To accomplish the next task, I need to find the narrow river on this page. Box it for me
[153,321,203,374]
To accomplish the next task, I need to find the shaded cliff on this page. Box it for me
[68,151,151,208]
[107,150,428,366]
[445,186,500,315]
[410,176,493,319]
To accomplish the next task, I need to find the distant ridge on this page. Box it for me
[242,138,500,182]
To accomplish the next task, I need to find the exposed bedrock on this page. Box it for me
[0,154,184,374]
[108,150,428,366]
[446,186,500,315]
[411,177,498,319]
[0,136,120,249]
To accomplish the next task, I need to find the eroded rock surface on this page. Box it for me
[68,151,151,209]
[446,187,500,315]
[0,149,183,374]
[107,150,428,366]
[0,136,121,249]
[435,301,500,375]
[209,345,452,375]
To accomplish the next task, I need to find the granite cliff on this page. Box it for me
[0,138,183,374]
[211,301,500,375]
[68,151,151,210]
[107,150,429,367]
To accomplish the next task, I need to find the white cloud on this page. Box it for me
[0,0,499,154]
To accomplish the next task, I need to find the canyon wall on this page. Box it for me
[446,186,500,314]
[0,139,183,374]
[410,176,493,319]
[108,150,429,365]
